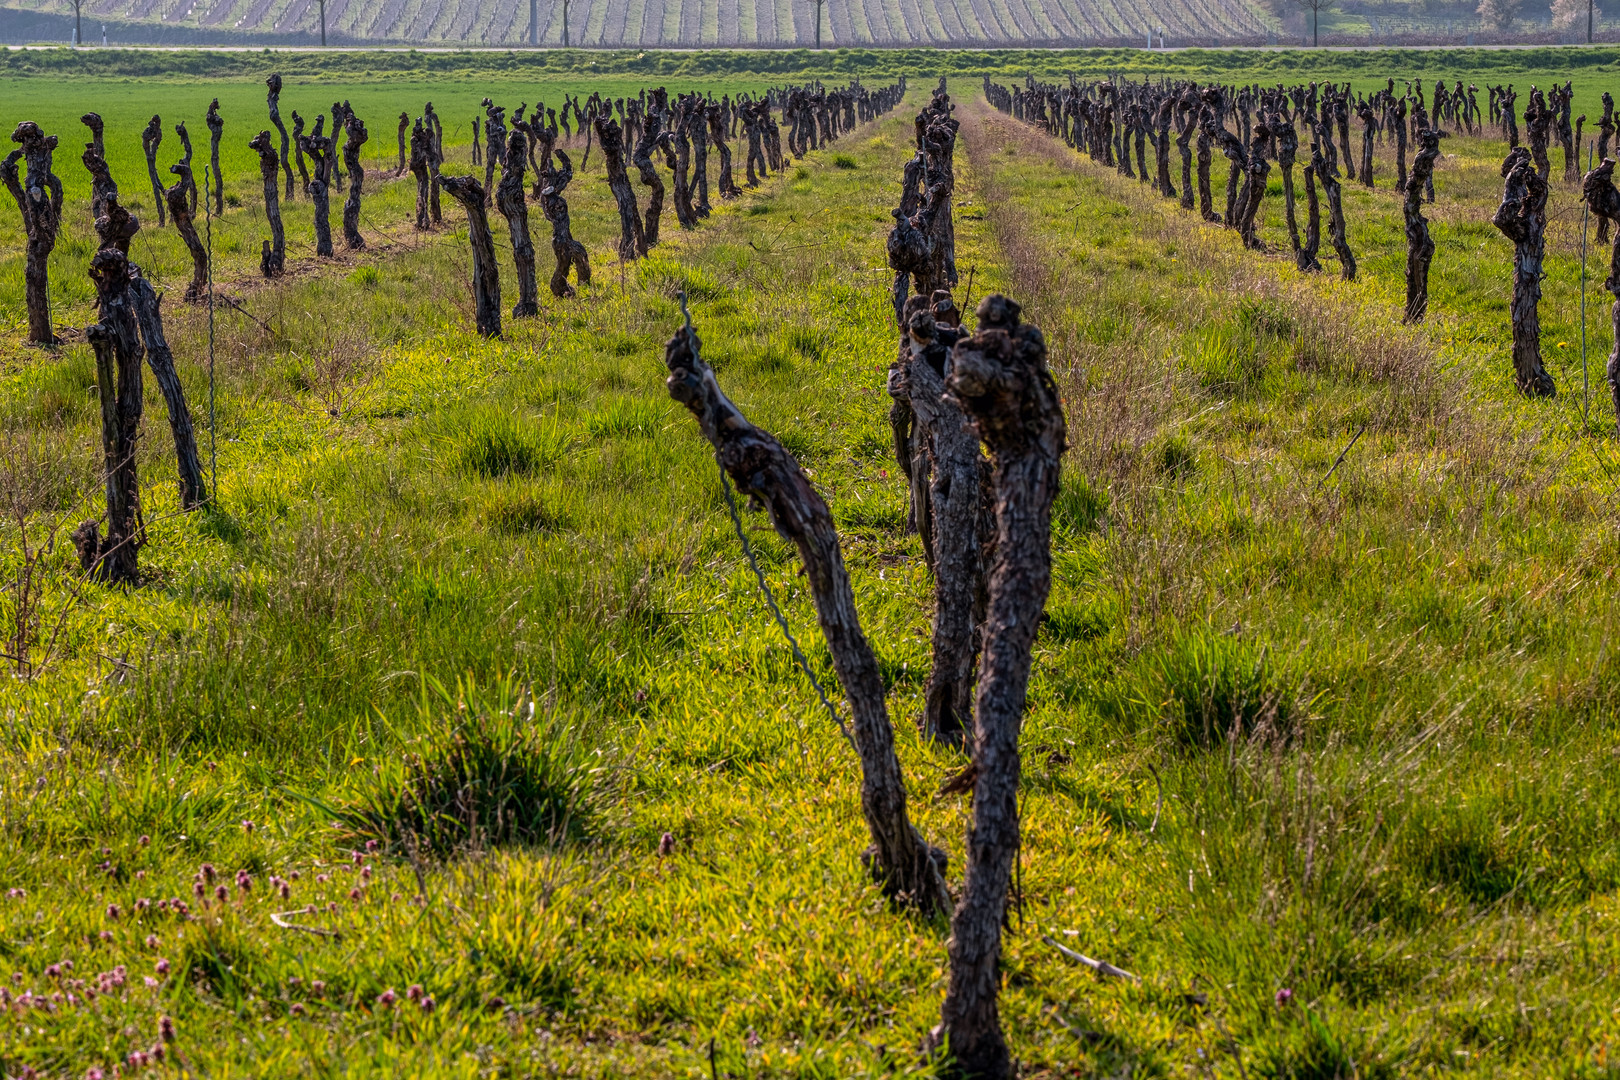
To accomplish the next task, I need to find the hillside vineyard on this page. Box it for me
[5,0,1269,46]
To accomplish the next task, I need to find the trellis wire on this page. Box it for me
[677,292,855,753]
[717,468,854,753]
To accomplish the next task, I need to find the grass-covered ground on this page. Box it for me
[3,54,1620,1076]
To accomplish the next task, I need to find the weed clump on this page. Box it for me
[336,677,607,855]
[455,410,566,478]
[832,153,858,169]
[1145,629,1306,748]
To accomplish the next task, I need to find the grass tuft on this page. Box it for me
[334,676,607,856]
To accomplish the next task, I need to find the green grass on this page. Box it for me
[5,67,1620,1077]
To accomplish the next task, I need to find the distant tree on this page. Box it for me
[1478,0,1523,31]
[1294,0,1335,44]
[810,0,826,47]
[1550,0,1596,31]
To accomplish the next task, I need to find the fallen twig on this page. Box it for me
[270,907,342,939]
[1042,934,1139,981]
[1316,422,1367,491]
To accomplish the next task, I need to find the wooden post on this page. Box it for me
[2,122,64,346]
[1493,146,1556,397]
[439,175,502,338]
[663,307,950,916]
[931,295,1066,1079]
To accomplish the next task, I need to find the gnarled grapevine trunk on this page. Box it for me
[667,109,698,230]
[249,130,285,277]
[931,294,1066,1080]
[1313,131,1355,281]
[291,112,311,193]
[3,122,64,345]
[140,115,165,227]
[691,98,711,219]
[539,149,591,298]
[1582,159,1620,430]
[425,102,444,225]
[129,270,206,509]
[1403,129,1443,324]
[342,114,367,250]
[439,175,502,338]
[664,308,950,917]
[166,163,209,303]
[396,111,409,176]
[1493,147,1555,397]
[1175,101,1195,212]
[710,103,741,199]
[1298,162,1323,273]
[206,98,224,215]
[267,73,295,199]
[1276,120,1302,258]
[594,114,647,261]
[81,258,143,586]
[631,102,666,247]
[409,119,432,230]
[903,298,988,750]
[299,123,333,258]
[496,128,539,317]
[1196,119,1216,221]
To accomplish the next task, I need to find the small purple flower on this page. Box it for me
[214,884,228,904]
[139,835,151,847]
[365,839,379,852]
[159,1014,176,1042]
[406,984,423,1002]
[420,995,436,1013]
[144,935,159,950]
[242,820,254,834]
[200,864,215,883]
[658,832,676,857]
[376,988,397,1008]
[155,959,170,977]
[105,903,120,921]
[1275,987,1294,1007]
